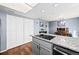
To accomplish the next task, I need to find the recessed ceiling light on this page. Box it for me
[42,10,45,13]
[54,4,58,7]
[59,15,62,18]
[25,3,38,7]
[28,3,38,7]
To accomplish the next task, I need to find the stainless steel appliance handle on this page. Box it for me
[53,47,68,55]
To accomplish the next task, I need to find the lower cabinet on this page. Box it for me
[32,42,39,55]
[40,46,52,55]
[32,37,53,55]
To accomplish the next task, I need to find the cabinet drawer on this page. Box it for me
[40,46,52,55]
[32,37,39,44]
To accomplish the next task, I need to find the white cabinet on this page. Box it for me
[6,14,34,50]
[23,19,34,43]
[6,15,24,49]
[16,17,23,45]
[7,15,17,49]
[0,13,34,52]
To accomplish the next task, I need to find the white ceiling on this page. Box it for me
[0,3,38,13]
[25,3,79,21]
[0,3,79,21]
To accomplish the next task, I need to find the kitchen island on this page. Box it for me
[32,33,79,55]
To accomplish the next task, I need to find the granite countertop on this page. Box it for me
[32,33,79,52]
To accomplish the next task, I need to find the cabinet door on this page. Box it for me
[16,17,23,46]
[32,42,39,55]
[7,15,24,49]
[23,19,34,43]
[40,46,52,55]
[7,15,17,49]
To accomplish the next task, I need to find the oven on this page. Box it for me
[53,44,79,55]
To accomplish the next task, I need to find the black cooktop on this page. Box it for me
[36,34,55,40]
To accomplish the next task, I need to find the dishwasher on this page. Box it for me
[53,44,79,55]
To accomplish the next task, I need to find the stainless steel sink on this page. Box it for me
[36,34,55,40]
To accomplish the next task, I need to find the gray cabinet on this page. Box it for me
[40,45,52,55]
[32,37,53,55]
[32,42,39,55]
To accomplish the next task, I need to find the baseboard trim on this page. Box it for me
[0,49,8,53]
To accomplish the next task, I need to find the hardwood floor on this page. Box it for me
[0,42,32,55]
